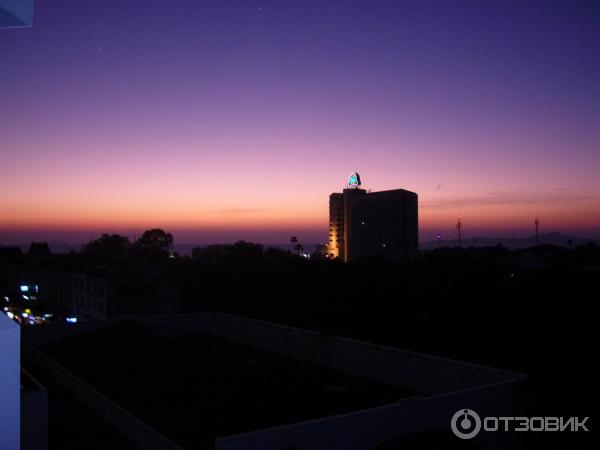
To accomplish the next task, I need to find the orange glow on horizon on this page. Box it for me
[2,192,598,242]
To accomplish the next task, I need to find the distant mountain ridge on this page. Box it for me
[420,232,599,250]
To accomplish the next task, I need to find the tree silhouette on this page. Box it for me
[134,229,173,256]
[290,236,304,254]
[84,234,130,258]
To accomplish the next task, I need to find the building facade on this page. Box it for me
[328,173,418,262]
[40,267,182,320]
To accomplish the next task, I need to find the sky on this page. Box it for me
[1,0,599,244]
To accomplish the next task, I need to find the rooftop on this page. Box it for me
[37,322,414,449]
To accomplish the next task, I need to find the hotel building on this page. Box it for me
[328,173,418,262]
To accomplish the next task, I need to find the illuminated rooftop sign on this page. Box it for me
[347,172,361,188]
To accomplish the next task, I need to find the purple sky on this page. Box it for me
[1,0,599,244]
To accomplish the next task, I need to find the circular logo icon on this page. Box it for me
[451,409,481,439]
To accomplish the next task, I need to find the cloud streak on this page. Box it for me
[422,190,600,209]
[213,208,275,215]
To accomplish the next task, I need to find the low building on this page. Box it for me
[41,266,181,320]
[22,312,527,450]
[28,243,51,258]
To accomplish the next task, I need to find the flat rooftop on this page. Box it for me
[37,323,414,449]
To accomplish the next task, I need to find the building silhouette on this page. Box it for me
[28,242,51,257]
[328,173,418,262]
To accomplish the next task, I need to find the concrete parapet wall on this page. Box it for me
[139,312,525,395]
[21,369,48,450]
[215,380,526,450]
[22,343,181,450]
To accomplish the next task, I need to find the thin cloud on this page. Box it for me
[422,190,600,209]
[214,208,275,214]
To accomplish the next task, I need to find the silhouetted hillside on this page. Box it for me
[420,232,599,250]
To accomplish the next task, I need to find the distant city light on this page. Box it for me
[3,296,8,302]
[22,313,29,318]
[22,295,29,300]
[6,311,14,319]
[66,317,78,323]
[20,285,29,292]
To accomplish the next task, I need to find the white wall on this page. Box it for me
[0,313,20,450]
[0,0,34,27]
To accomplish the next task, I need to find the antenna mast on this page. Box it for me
[456,218,463,247]
[534,218,539,246]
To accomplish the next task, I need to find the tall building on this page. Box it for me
[328,172,418,262]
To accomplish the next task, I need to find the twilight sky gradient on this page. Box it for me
[1,0,599,244]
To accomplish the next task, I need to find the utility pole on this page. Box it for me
[456,218,462,247]
[534,218,539,246]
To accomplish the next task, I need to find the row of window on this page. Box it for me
[76,295,106,314]
[74,279,107,297]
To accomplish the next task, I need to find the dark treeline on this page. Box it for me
[82,229,174,260]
